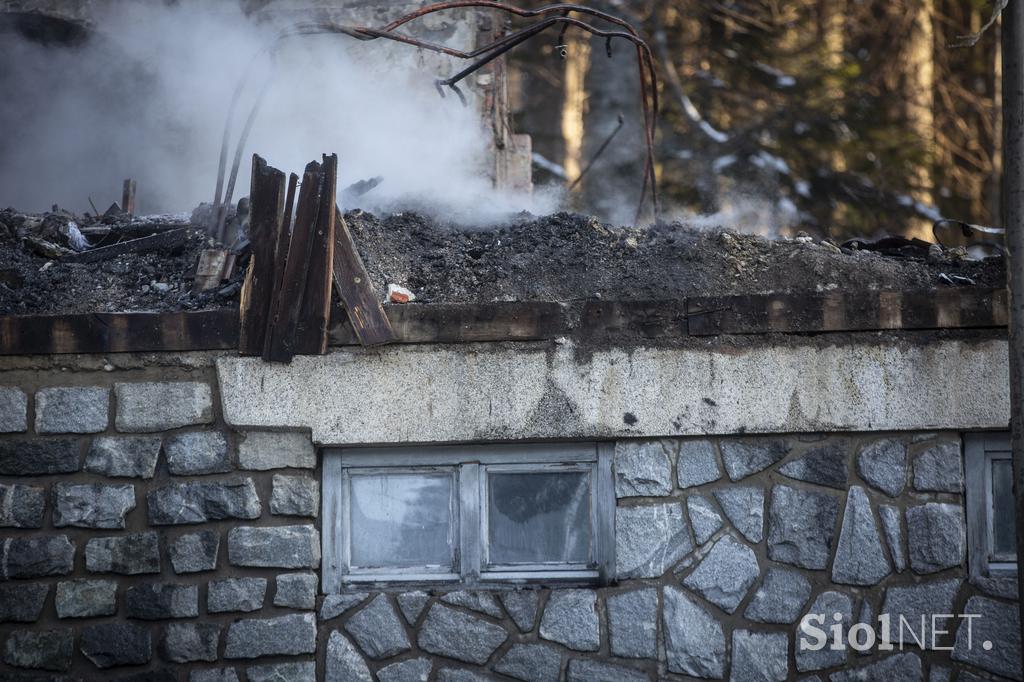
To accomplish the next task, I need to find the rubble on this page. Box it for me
[0,204,1005,316]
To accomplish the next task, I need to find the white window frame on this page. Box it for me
[322,442,614,592]
[965,432,1018,579]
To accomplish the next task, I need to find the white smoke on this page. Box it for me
[0,1,555,223]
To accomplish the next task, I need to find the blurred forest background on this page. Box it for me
[507,0,1003,238]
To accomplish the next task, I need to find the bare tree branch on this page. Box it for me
[950,0,1007,48]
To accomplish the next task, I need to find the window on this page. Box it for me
[965,432,1018,579]
[322,443,614,590]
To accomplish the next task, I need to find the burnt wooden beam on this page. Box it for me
[262,172,298,360]
[687,288,1008,336]
[122,179,136,217]
[264,161,324,363]
[328,301,565,345]
[332,203,395,346]
[238,155,286,355]
[0,310,238,356]
[294,154,337,355]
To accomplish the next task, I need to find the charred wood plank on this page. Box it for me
[328,301,564,345]
[0,310,238,355]
[687,288,1008,335]
[238,155,286,355]
[332,203,394,346]
[293,154,337,355]
[580,300,689,339]
[122,179,136,217]
[262,172,298,360]
[193,248,232,293]
[264,160,324,362]
[61,228,189,264]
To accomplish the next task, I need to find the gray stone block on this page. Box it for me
[731,630,789,682]
[344,594,411,659]
[208,577,267,613]
[494,643,561,682]
[378,657,433,682]
[248,662,316,682]
[663,585,725,678]
[440,590,503,618]
[270,474,319,517]
[320,593,370,621]
[274,572,317,609]
[148,478,261,525]
[0,583,48,622]
[912,441,963,493]
[880,579,961,649]
[683,534,759,614]
[125,582,198,619]
[687,493,723,545]
[952,596,1023,680]
[238,430,315,470]
[778,442,848,489]
[115,381,213,432]
[417,603,508,664]
[906,502,965,574]
[0,483,44,528]
[829,653,922,682]
[721,439,790,481]
[85,435,161,478]
[614,439,673,497]
[714,486,764,543]
[436,669,501,682]
[55,579,116,619]
[53,482,135,529]
[0,386,27,432]
[85,531,159,574]
[565,659,647,682]
[396,591,431,625]
[170,530,219,574]
[856,438,907,497]
[3,629,73,672]
[499,590,539,633]
[80,623,152,668]
[832,486,891,586]
[325,631,372,682]
[228,524,320,568]
[191,669,241,682]
[607,588,657,658]
[539,589,599,651]
[677,439,721,488]
[165,430,231,475]
[767,484,839,570]
[796,591,853,672]
[615,501,692,579]
[1,535,74,579]
[224,612,317,659]
[0,437,79,475]
[744,567,812,624]
[879,505,907,572]
[35,386,108,434]
[161,623,221,663]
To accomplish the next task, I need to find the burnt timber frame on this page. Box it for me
[0,287,1009,356]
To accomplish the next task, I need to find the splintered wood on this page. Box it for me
[239,153,393,362]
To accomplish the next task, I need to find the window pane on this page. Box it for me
[991,458,1017,558]
[349,472,454,569]
[487,470,591,565]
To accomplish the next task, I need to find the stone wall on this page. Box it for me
[0,355,1020,681]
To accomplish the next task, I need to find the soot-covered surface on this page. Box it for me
[346,211,1004,304]
[0,208,1005,315]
